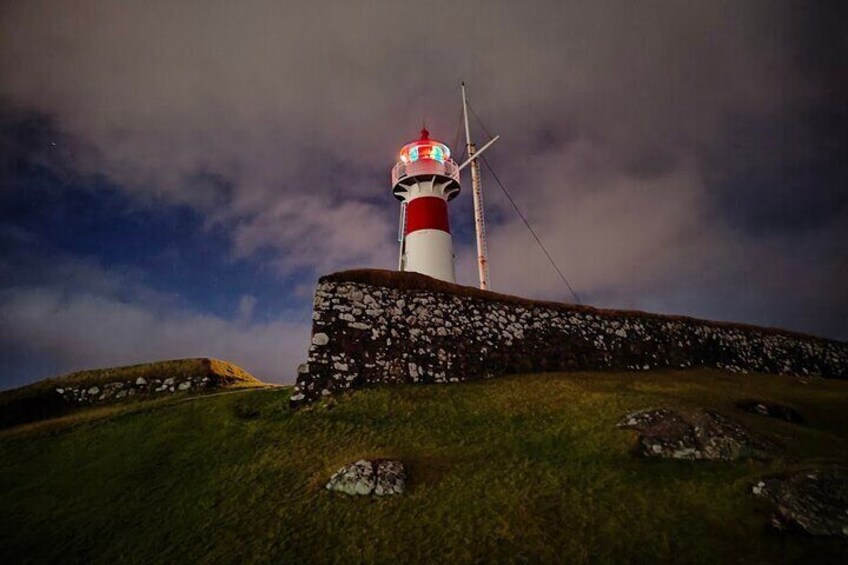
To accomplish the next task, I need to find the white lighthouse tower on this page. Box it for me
[392,128,461,283]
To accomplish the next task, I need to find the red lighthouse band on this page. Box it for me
[405,196,450,235]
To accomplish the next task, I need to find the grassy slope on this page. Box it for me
[3,358,262,396]
[0,358,265,429]
[1,370,847,564]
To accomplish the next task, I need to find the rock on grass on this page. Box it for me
[326,459,406,496]
[753,468,848,537]
[617,408,778,461]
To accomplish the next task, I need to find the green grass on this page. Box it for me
[1,370,847,563]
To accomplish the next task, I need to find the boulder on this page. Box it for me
[753,468,848,536]
[326,459,406,496]
[617,408,778,461]
[735,399,804,424]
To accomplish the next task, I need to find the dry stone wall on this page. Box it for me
[291,270,848,407]
[55,374,213,406]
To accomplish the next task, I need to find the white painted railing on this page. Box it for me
[392,159,460,186]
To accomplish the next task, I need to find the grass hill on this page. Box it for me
[1,369,847,563]
[0,358,265,430]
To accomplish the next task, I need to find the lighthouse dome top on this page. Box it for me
[398,128,451,165]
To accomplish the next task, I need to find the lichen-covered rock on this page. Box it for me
[753,468,848,536]
[311,332,329,346]
[735,399,804,424]
[326,459,406,496]
[326,460,376,495]
[616,408,678,430]
[617,408,778,461]
[374,460,406,495]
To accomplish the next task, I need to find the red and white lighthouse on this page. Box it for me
[392,128,461,283]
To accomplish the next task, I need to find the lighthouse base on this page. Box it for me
[403,229,456,283]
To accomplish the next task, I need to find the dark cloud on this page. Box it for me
[0,1,845,388]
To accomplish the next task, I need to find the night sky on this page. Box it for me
[1,1,846,389]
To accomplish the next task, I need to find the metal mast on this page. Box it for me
[462,82,491,290]
[397,201,407,271]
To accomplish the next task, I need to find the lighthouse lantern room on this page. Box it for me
[392,128,461,283]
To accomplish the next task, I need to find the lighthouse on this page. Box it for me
[392,128,461,283]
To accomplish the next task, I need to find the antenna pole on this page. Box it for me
[461,82,491,290]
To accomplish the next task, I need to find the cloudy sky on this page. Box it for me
[1,0,845,389]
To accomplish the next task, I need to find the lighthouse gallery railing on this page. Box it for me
[391,159,460,187]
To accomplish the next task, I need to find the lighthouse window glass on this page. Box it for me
[409,146,419,162]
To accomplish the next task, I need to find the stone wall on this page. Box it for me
[54,373,213,405]
[291,270,848,406]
